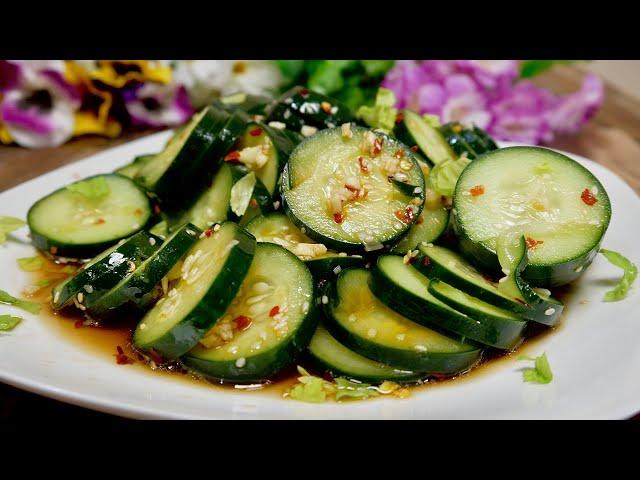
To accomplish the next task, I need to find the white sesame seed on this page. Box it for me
[367,328,377,338]
[338,252,347,257]
[575,265,584,273]
[186,229,196,236]
[273,200,281,210]
[413,187,423,194]
[213,224,221,232]
[229,346,239,354]
[415,345,427,352]
[591,185,599,195]
[327,122,335,128]
[77,292,84,303]
[83,285,94,294]
[235,357,246,368]
[321,295,329,305]
[348,314,357,322]
[396,333,406,341]
[140,323,147,330]
[302,301,310,314]
[544,308,556,316]
[301,125,318,137]
[300,227,306,234]
[333,265,342,275]
[331,106,338,114]
[268,121,286,130]
[53,291,60,303]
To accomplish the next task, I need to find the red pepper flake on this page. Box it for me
[116,345,124,355]
[234,315,252,331]
[322,370,334,382]
[422,256,431,267]
[249,127,263,137]
[394,149,405,159]
[525,237,544,250]
[372,137,384,156]
[74,319,84,329]
[581,188,598,206]
[416,216,424,225]
[333,212,344,224]
[394,206,415,224]
[95,218,106,225]
[148,348,164,364]
[358,156,369,174]
[116,354,133,365]
[205,228,213,238]
[515,298,527,305]
[395,112,404,124]
[470,185,485,196]
[344,184,360,193]
[249,198,258,208]
[321,101,332,113]
[269,305,280,317]
[134,208,143,216]
[50,246,58,255]
[153,204,162,215]
[299,88,309,97]
[410,145,419,152]
[224,150,241,162]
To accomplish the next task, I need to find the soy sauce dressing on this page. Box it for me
[25,254,573,400]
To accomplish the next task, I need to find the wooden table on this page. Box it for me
[1,65,639,419]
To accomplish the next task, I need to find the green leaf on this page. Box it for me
[519,60,578,78]
[287,366,335,403]
[17,256,44,272]
[519,352,553,384]
[600,249,638,301]
[0,216,26,244]
[0,289,42,314]
[308,62,346,95]
[334,377,379,401]
[230,172,256,217]
[66,176,111,200]
[355,87,398,133]
[361,60,394,77]
[275,60,305,80]
[429,155,472,197]
[0,315,22,331]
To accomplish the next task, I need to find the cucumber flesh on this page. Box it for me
[394,110,455,165]
[183,243,317,383]
[391,206,449,254]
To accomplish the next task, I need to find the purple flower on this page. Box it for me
[124,82,193,128]
[547,73,604,135]
[0,61,81,148]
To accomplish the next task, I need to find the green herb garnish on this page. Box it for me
[518,353,553,384]
[17,255,44,272]
[287,366,335,403]
[66,176,111,200]
[334,377,379,401]
[0,315,22,331]
[0,289,42,314]
[600,249,638,302]
[356,88,398,133]
[0,216,26,244]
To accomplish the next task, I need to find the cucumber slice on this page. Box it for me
[324,269,481,374]
[266,86,353,132]
[234,122,299,195]
[439,123,480,160]
[28,174,152,259]
[414,243,529,314]
[227,164,274,227]
[371,255,525,349]
[245,213,364,278]
[282,126,425,252]
[52,231,159,311]
[391,206,450,254]
[307,325,422,383]
[212,93,273,116]
[183,243,318,383]
[394,110,455,165]
[115,154,156,179]
[133,222,256,359]
[454,146,612,286]
[86,224,201,318]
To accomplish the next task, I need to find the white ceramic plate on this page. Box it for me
[1,131,639,419]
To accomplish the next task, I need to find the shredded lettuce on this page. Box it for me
[0,314,22,331]
[0,216,25,244]
[356,88,398,133]
[230,172,256,217]
[428,155,472,197]
[17,255,44,272]
[287,366,335,403]
[518,353,553,384]
[334,378,379,401]
[0,289,42,314]
[600,249,638,302]
[66,176,111,200]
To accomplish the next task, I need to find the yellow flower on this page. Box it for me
[89,60,172,88]
[73,111,121,138]
[0,123,12,144]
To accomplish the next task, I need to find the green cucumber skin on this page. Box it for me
[370,261,523,350]
[304,256,365,280]
[87,224,201,318]
[51,231,158,310]
[390,208,451,255]
[392,116,433,165]
[281,129,426,253]
[28,174,153,260]
[255,122,301,173]
[452,146,612,287]
[133,223,257,359]
[266,86,354,131]
[439,123,479,159]
[473,126,498,150]
[322,280,481,374]
[305,323,424,384]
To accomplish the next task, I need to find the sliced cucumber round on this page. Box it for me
[51,231,159,311]
[307,324,422,383]
[87,223,201,318]
[371,255,526,350]
[391,206,449,254]
[324,268,481,374]
[115,154,156,179]
[183,243,318,383]
[394,110,455,165]
[28,174,152,259]
[245,213,364,278]
[282,126,425,253]
[454,146,612,286]
[133,222,256,359]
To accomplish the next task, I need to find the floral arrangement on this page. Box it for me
[0,60,603,149]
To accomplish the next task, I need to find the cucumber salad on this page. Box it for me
[12,85,636,403]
